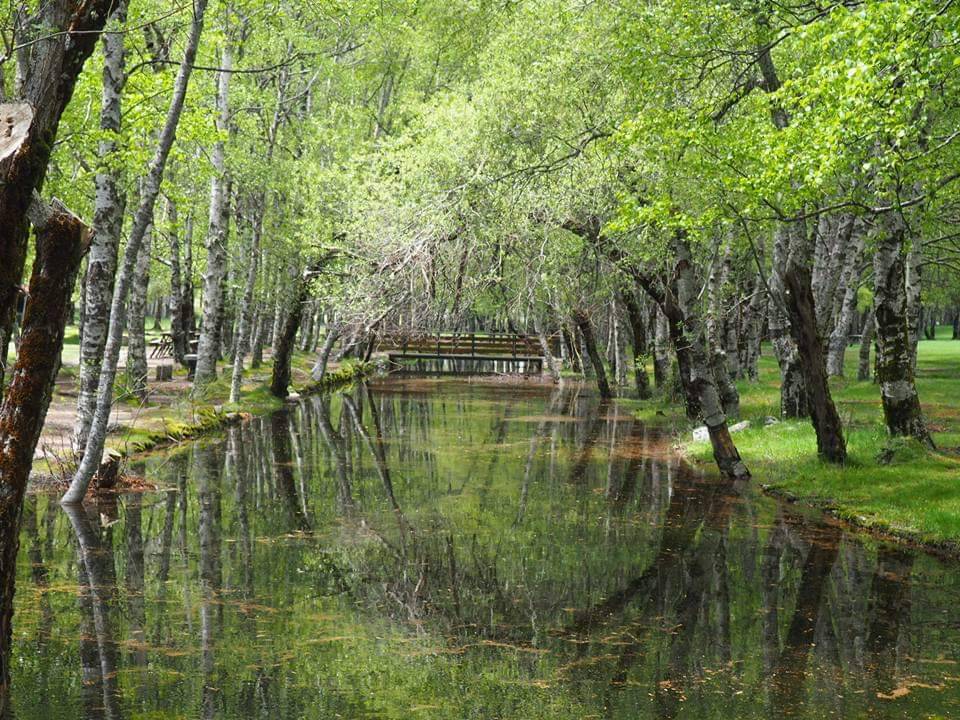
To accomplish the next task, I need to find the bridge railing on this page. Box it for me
[377,331,560,359]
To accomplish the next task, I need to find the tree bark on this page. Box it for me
[706,239,739,417]
[229,203,262,404]
[826,226,865,377]
[780,221,847,463]
[194,45,233,387]
[166,196,187,365]
[872,212,933,446]
[271,270,312,398]
[634,231,750,480]
[310,324,340,381]
[621,290,653,399]
[572,310,612,399]
[858,307,875,381]
[126,218,152,399]
[769,229,807,419]
[0,1,115,401]
[65,0,211,504]
[0,197,90,711]
[653,307,670,390]
[75,0,127,449]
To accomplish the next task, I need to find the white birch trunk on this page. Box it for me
[193,44,233,387]
[74,0,127,451]
[64,0,210,504]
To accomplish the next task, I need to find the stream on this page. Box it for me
[10,377,960,718]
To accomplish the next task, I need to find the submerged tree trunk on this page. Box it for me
[0,198,90,712]
[126,220,153,399]
[194,45,233,387]
[75,0,127,449]
[64,0,211,505]
[872,212,932,446]
[572,310,612,400]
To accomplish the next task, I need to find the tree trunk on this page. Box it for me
[166,197,187,365]
[740,274,765,381]
[310,324,341,381]
[181,211,195,335]
[126,219,152,399]
[270,271,311,398]
[872,212,933,446]
[64,0,210,504]
[535,320,562,384]
[905,241,922,371]
[74,0,127,449]
[193,45,233,387]
[769,229,807,419]
[0,198,90,711]
[653,307,671,390]
[826,227,865,377]
[251,303,266,368]
[780,221,847,463]
[572,310,612,400]
[706,239,739,417]
[634,231,749,480]
[0,1,115,402]
[858,308,875,381]
[621,290,653,399]
[229,204,262,404]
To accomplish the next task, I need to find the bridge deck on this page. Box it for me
[379,331,553,372]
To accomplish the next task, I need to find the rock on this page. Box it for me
[764,416,780,426]
[695,421,750,442]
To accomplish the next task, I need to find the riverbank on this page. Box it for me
[645,327,960,552]
[32,344,374,488]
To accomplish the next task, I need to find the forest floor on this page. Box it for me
[34,323,352,478]
[646,325,960,551]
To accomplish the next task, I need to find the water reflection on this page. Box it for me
[9,378,960,719]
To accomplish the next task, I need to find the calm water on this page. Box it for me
[9,378,960,719]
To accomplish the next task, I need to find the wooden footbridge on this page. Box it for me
[378,331,558,374]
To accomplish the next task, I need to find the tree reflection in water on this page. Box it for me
[5,379,959,720]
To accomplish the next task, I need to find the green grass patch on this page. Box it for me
[672,327,960,548]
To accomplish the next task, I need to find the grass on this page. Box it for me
[32,342,372,479]
[670,325,960,549]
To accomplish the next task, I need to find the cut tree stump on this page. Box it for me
[92,449,123,492]
[155,364,173,381]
